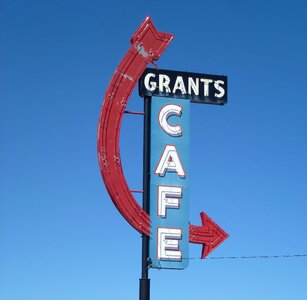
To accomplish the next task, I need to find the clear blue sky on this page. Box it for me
[1,1,307,299]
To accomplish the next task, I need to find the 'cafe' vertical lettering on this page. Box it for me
[149,96,190,269]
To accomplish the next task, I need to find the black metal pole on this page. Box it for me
[139,96,151,300]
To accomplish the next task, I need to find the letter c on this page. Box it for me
[158,104,182,136]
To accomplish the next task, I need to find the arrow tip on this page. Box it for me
[130,16,174,61]
[200,211,229,259]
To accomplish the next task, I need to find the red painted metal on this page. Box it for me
[97,17,173,236]
[97,17,228,258]
[189,212,229,258]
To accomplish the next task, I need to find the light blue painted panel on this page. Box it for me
[149,97,190,270]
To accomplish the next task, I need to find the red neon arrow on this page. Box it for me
[189,212,229,258]
[97,17,228,258]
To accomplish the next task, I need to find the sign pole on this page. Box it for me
[139,96,151,300]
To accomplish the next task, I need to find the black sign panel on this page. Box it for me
[139,68,227,105]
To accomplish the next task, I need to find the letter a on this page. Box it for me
[155,145,185,177]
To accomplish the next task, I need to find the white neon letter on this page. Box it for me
[188,77,199,96]
[158,186,182,217]
[200,79,213,97]
[172,76,186,94]
[158,104,182,137]
[157,228,182,260]
[159,74,171,93]
[155,145,185,177]
[214,80,225,98]
[144,73,157,91]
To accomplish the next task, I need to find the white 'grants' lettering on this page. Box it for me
[200,79,213,97]
[188,77,199,96]
[214,80,225,98]
[172,76,186,94]
[144,73,157,91]
[159,74,171,93]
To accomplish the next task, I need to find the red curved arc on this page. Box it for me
[97,17,174,235]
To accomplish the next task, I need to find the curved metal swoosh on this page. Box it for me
[97,17,174,235]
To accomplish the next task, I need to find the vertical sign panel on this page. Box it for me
[149,96,190,269]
